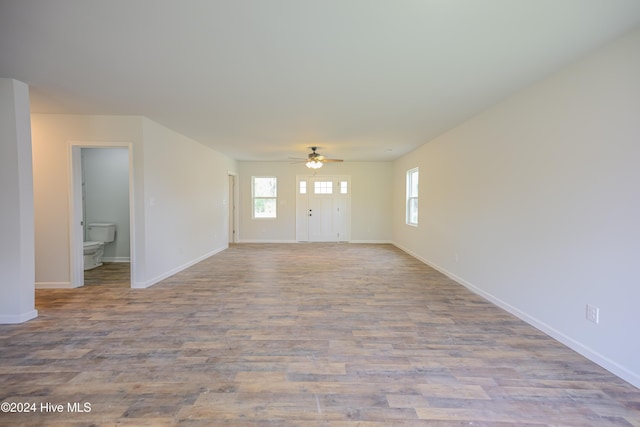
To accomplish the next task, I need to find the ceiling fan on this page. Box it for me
[290,147,344,169]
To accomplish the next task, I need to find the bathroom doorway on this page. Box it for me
[69,143,135,288]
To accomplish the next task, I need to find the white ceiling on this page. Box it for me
[1,1,640,161]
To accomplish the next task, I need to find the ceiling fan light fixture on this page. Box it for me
[306,160,323,169]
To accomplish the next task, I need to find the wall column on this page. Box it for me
[0,78,37,323]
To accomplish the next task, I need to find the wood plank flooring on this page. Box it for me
[83,262,130,287]
[1,243,639,426]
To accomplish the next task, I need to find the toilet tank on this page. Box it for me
[87,223,116,243]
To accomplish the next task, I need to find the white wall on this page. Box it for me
[31,114,237,288]
[237,161,393,242]
[393,28,640,388]
[140,118,236,286]
[0,79,37,323]
[82,147,130,261]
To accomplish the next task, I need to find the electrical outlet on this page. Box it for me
[586,304,600,324]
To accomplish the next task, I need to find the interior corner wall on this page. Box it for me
[392,28,640,388]
[0,78,37,323]
[237,161,392,243]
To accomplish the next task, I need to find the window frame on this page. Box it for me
[252,176,278,219]
[313,180,334,195]
[340,180,348,194]
[406,167,419,226]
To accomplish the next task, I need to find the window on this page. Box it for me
[406,168,418,226]
[253,177,277,218]
[314,181,333,194]
[340,180,348,194]
[299,180,307,194]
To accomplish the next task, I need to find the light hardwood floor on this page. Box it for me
[1,244,639,426]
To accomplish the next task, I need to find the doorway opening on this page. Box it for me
[69,142,135,288]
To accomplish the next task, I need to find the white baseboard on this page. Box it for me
[392,242,640,390]
[102,257,130,263]
[132,246,227,289]
[237,240,393,244]
[238,239,298,243]
[0,309,38,324]
[36,281,74,289]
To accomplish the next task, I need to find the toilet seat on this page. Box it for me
[83,241,103,252]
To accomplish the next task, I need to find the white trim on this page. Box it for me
[0,310,38,324]
[228,171,239,244]
[132,246,227,289]
[69,145,84,288]
[235,240,393,244]
[35,282,75,289]
[102,257,131,263]
[392,242,640,389]
[239,239,298,244]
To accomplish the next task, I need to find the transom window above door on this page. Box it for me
[314,181,333,194]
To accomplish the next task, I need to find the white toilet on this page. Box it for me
[83,223,116,270]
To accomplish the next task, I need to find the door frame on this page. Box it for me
[68,141,135,288]
[296,175,351,242]
[228,172,238,244]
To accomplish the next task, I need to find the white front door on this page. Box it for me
[296,175,351,242]
[309,192,335,242]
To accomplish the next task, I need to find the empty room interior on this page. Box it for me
[1,0,640,425]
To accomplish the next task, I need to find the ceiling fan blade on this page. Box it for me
[290,148,343,164]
